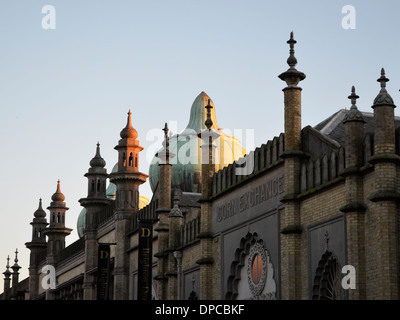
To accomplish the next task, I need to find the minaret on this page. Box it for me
[368,68,400,299]
[154,123,175,299]
[10,249,21,299]
[109,110,148,300]
[278,32,306,300]
[79,143,111,300]
[197,99,220,299]
[340,86,366,299]
[43,180,72,265]
[2,256,11,300]
[25,199,48,300]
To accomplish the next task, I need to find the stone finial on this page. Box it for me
[11,249,20,273]
[278,31,306,85]
[3,256,11,278]
[205,99,213,130]
[33,198,46,219]
[343,86,365,123]
[373,68,395,107]
[156,122,175,163]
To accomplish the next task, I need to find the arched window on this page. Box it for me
[122,153,126,167]
[129,153,133,166]
[91,180,95,192]
[38,228,42,238]
[135,156,138,167]
[97,179,101,192]
[57,212,61,223]
[52,212,55,223]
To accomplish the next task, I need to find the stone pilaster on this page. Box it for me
[278,32,306,300]
[368,69,400,299]
[340,86,366,299]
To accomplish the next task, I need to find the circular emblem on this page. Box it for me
[247,242,267,296]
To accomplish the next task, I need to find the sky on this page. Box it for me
[1,0,400,289]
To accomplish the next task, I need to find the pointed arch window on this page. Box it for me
[129,153,133,167]
[97,179,101,192]
[122,153,126,167]
[135,155,138,167]
[57,212,61,223]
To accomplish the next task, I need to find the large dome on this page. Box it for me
[148,91,246,193]
[77,163,149,238]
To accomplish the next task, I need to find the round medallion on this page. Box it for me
[247,242,267,296]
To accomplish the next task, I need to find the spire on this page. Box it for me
[89,142,106,168]
[51,179,65,202]
[156,122,175,164]
[169,192,183,217]
[120,109,138,139]
[33,198,46,219]
[278,31,306,86]
[373,68,395,107]
[343,86,365,123]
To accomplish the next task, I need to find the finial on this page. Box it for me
[205,99,213,130]
[377,68,389,88]
[6,255,10,269]
[348,85,359,110]
[278,31,306,84]
[3,255,11,277]
[14,249,18,264]
[324,230,330,251]
[373,68,395,107]
[162,122,169,149]
[287,31,298,69]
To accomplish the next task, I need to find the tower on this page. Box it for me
[368,68,400,299]
[25,198,48,300]
[109,110,148,300]
[154,123,175,299]
[10,249,21,299]
[278,32,306,299]
[197,99,220,299]
[43,180,72,266]
[340,86,366,299]
[2,256,11,300]
[79,143,111,300]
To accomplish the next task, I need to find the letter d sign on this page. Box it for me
[141,228,151,237]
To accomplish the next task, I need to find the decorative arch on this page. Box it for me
[225,231,276,300]
[312,250,346,300]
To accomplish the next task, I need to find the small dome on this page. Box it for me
[120,110,138,139]
[51,180,65,202]
[89,143,106,168]
[33,198,46,218]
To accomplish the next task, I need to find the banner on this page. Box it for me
[137,219,154,300]
[97,243,110,300]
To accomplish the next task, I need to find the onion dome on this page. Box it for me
[51,180,65,202]
[120,109,138,139]
[148,91,246,193]
[89,142,106,168]
[343,86,365,123]
[33,198,46,219]
[372,68,395,107]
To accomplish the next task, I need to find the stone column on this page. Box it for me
[339,86,366,299]
[368,69,400,299]
[278,32,306,300]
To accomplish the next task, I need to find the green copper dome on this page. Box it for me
[148,91,246,193]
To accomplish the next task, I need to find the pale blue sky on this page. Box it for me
[1,0,400,286]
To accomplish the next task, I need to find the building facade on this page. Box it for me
[2,33,400,300]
